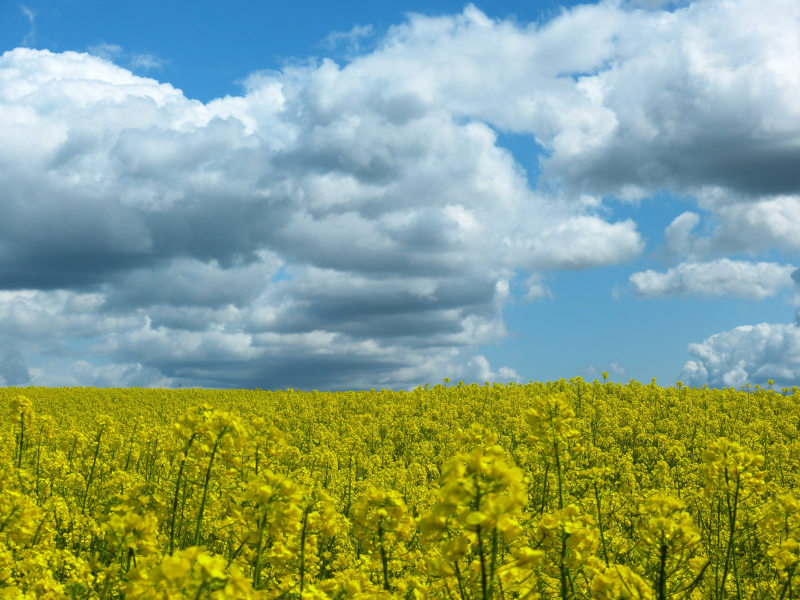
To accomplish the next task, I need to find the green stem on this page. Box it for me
[378,518,390,592]
[719,471,740,597]
[657,542,667,600]
[81,426,105,514]
[778,563,797,600]
[559,530,569,600]
[124,424,138,472]
[253,510,269,589]
[594,482,609,567]
[169,432,197,555]
[477,524,488,600]
[454,560,468,600]
[488,527,498,600]
[300,507,310,593]
[193,433,223,546]
[17,412,25,469]
[551,422,564,510]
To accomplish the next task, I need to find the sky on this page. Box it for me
[1,0,800,390]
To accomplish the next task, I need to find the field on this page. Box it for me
[2,379,800,599]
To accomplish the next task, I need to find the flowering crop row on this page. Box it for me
[2,379,800,599]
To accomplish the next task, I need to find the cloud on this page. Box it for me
[87,44,165,71]
[2,0,799,389]
[279,0,800,204]
[521,274,554,303]
[661,194,800,261]
[129,53,166,71]
[324,24,375,54]
[609,361,625,377]
[20,5,35,46]
[679,322,800,388]
[0,349,31,386]
[0,40,644,389]
[630,259,796,300]
[531,0,800,199]
[20,5,34,23]
[468,355,521,384]
[87,43,124,61]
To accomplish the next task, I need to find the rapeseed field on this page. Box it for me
[2,379,799,599]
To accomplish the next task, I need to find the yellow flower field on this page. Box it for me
[2,379,799,599]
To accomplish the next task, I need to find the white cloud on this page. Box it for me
[129,53,165,71]
[324,24,375,54]
[20,5,35,46]
[2,0,800,388]
[20,5,34,23]
[664,212,701,257]
[87,44,166,72]
[87,43,124,61]
[467,355,521,384]
[0,37,645,388]
[680,322,800,388]
[29,360,173,388]
[630,259,796,300]
[662,194,800,261]
[521,274,554,303]
[535,0,800,199]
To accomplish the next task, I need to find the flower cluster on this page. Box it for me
[2,379,799,598]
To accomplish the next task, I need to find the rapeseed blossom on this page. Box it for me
[1,379,798,598]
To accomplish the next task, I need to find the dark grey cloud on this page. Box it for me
[260,271,499,339]
[102,259,274,310]
[0,350,31,386]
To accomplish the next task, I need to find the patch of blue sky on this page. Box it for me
[487,126,795,385]
[2,0,591,103]
[486,132,798,386]
[271,264,294,284]
[479,186,799,386]
[494,131,546,186]
[482,263,797,386]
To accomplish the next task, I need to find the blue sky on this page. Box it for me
[1,0,799,390]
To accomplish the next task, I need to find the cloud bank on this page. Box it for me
[2,0,800,388]
[630,259,796,300]
[680,323,800,389]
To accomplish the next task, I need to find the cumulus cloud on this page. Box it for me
[1,37,644,388]
[468,355,521,384]
[129,53,165,71]
[630,259,796,300]
[3,0,800,388]
[679,323,800,388]
[538,0,800,199]
[0,349,31,386]
[87,43,124,61]
[20,5,35,46]
[661,193,800,262]
[324,24,375,54]
[521,274,554,303]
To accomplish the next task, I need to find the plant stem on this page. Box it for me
[253,510,269,588]
[81,425,105,514]
[169,432,196,555]
[719,471,740,597]
[594,482,609,567]
[657,542,667,600]
[193,432,223,546]
[300,507,311,593]
[17,411,25,468]
[374,520,389,592]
